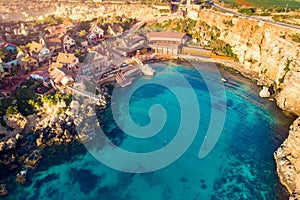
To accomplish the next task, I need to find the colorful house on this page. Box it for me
[60,34,76,52]
[56,52,79,69]
[0,42,18,71]
[87,24,104,45]
[29,41,51,62]
[40,36,63,54]
[1,42,17,52]
[49,67,74,93]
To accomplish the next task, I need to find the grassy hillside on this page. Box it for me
[223,0,300,9]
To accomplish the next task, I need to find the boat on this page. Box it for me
[221,78,227,82]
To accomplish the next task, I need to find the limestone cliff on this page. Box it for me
[275,117,300,199]
[0,2,160,22]
[195,9,300,115]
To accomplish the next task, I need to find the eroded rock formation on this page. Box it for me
[275,117,300,199]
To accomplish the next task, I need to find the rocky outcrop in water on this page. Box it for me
[259,86,270,98]
[274,117,300,199]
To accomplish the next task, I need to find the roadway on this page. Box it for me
[207,0,300,31]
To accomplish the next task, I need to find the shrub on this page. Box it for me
[275,7,286,13]
[213,44,237,59]
[223,20,234,27]
[6,106,18,115]
[260,12,271,16]
[64,94,72,107]
[78,30,86,38]
[278,77,285,83]
[159,9,170,13]
[284,60,291,71]
[238,8,256,15]
[290,34,300,43]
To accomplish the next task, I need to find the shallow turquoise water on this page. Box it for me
[3,62,295,200]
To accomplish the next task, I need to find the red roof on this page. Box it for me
[1,42,18,49]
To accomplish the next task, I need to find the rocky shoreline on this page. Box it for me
[0,56,297,198]
[0,3,300,197]
[0,98,101,196]
[274,118,300,199]
[181,52,300,198]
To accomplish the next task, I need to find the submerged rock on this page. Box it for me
[0,184,8,196]
[16,173,26,184]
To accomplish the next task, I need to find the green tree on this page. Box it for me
[6,106,18,115]
[0,49,7,60]
[17,45,29,53]
[238,8,256,15]
[55,93,63,102]
[64,93,72,107]
[28,99,42,109]
[78,30,86,38]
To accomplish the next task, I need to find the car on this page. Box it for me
[120,63,128,67]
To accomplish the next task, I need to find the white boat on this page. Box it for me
[221,78,227,82]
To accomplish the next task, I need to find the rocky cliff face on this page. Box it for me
[0,2,160,22]
[194,9,300,198]
[196,9,300,115]
[275,117,300,199]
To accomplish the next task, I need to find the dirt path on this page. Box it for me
[234,0,252,7]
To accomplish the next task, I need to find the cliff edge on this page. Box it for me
[275,118,300,199]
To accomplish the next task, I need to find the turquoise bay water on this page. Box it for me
[3,62,295,200]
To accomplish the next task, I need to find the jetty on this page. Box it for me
[67,86,106,106]
[116,71,133,87]
[132,57,155,76]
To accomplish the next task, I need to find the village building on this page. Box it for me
[29,41,51,62]
[40,36,63,54]
[33,84,54,96]
[0,76,25,97]
[80,51,105,74]
[0,42,18,71]
[56,52,79,69]
[86,24,104,45]
[1,42,17,52]
[31,69,49,82]
[146,32,188,55]
[12,23,29,36]
[114,35,150,57]
[49,67,75,93]
[46,24,67,36]
[60,34,76,52]
[49,62,64,70]
[89,44,113,69]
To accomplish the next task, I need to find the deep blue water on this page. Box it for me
[2,62,295,200]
